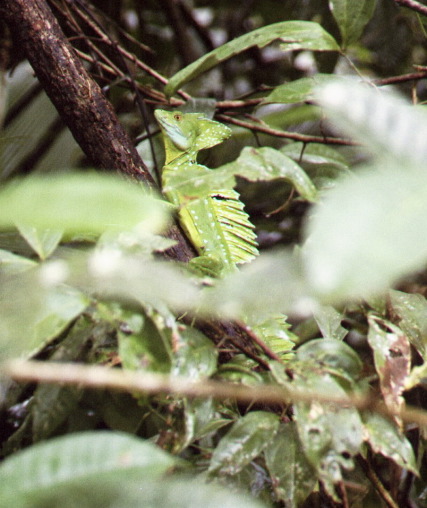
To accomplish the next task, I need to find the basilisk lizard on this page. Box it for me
[155,110,258,277]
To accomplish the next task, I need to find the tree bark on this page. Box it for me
[0,0,195,262]
[0,0,151,182]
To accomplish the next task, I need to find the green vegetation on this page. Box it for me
[2,1,427,506]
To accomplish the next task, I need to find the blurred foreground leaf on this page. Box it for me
[0,431,181,508]
[0,173,170,235]
[303,165,427,300]
[16,224,62,260]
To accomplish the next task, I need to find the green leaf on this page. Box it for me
[16,223,62,260]
[281,142,349,170]
[0,173,170,235]
[405,362,427,391]
[0,248,37,274]
[262,74,338,104]
[118,311,172,375]
[184,397,219,445]
[225,147,318,202]
[362,412,418,475]
[31,317,101,440]
[329,0,377,47]
[313,306,347,341]
[165,21,339,95]
[307,81,427,299]
[367,315,410,416]
[292,371,363,498]
[68,249,199,313]
[388,289,427,361]
[296,338,363,382]
[208,411,280,475]
[264,423,316,507]
[217,355,265,386]
[134,478,269,508]
[0,273,89,360]
[171,326,218,380]
[0,431,180,506]
[281,142,351,190]
[32,285,90,353]
[0,476,268,508]
[164,147,317,203]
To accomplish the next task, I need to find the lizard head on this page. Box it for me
[154,110,232,157]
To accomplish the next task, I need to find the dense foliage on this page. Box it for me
[2,1,427,507]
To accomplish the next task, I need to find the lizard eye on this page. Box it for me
[174,113,183,121]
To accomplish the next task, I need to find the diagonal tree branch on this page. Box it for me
[0,0,152,182]
[0,0,195,263]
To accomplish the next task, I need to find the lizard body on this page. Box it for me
[155,110,258,276]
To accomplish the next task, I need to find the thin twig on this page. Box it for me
[5,359,427,429]
[394,0,427,16]
[373,70,427,86]
[235,321,284,363]
[357,455,400,508]
[216,114,356,146]
[69,0,191,99]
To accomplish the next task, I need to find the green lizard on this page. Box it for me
[155,109,258,277]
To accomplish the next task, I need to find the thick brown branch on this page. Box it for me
[0,0,195,262]
[0,0,152,182]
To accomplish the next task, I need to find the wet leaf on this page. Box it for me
[362,412,418,475]
[296,338,363,381]
[217,355,265,386]
[171,326,217,380]
[281,142,349,170]
[367,315,411,420]
[164,146,317,203]
[225,147,318,202]
[0,274,89,360]
[208,411,280,475]
[264,423,316,507]
[388,289,427,361]
[118,312,172,374]
[292,371,363,498]
[313,305,347,341]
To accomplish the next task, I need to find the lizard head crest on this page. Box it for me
[155,110,231,158]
